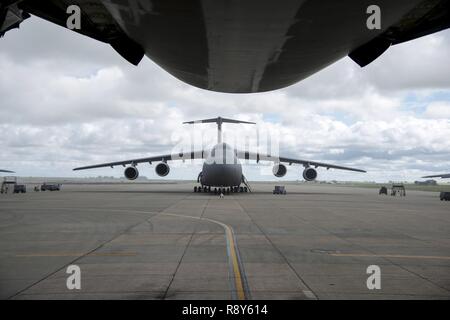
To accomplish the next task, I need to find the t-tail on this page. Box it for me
[183,116,255,144]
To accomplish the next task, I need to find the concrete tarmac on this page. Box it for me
[0,182,449,300]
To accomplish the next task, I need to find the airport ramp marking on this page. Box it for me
[5,206,250,299]
[330,253,450,260]
[7,209,160,300]
[233,200,318,300]
[16,252,137,257]
[161,212,250,300]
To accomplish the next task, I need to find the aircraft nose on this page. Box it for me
[202,163,242,187]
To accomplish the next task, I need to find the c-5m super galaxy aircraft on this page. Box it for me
[422,173,450,179]
[1,1,449,93]
[73,117,366,193]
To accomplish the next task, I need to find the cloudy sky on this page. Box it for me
[0,16,449,182]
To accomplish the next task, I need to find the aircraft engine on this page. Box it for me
[302,167,318,181]
[155,162,170,177]
[124,166,139,180]
[272,163,287,177]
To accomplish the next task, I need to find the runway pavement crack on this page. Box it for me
[290,206,450,295]
[161,199,210,300]
[7,210,160,300]
[233,197,318,300]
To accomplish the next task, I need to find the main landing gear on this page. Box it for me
[193,186,248,193]
[194,186,210,193]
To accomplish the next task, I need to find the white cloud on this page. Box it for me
[0,17,450,181]
[424,101,450,119]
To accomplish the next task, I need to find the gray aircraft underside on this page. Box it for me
[73,117,366,189]
[1,0,449,93]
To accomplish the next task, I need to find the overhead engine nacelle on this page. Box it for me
[124,166,139,180]
[155,162,170,177]
[272,163,287,178]
[303,167,318,181]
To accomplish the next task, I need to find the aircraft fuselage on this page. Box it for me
[200,143,242,187]
[102,0,424,93]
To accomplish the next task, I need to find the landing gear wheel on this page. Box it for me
[194,186,197,192]
[244,186,248,193]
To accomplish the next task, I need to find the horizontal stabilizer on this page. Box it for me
[183,116,255,143]
[183,116,255,125]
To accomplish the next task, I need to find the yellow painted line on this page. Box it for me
[331,253,450,260]
[16,252,137,257]
[225,227,246,300]
[12,207,249,299]
[163,213,247,300]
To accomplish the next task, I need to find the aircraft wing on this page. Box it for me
[422,173,450,179]
[2,1,450,93]
[236,151,366,173]
[73,150,207,171]
[1,1,145,65]
[0,169,14,173]
[349,1,450,67]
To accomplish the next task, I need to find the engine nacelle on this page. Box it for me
[155,162,170,177]
[124,166,139,180]
[303,167,317,181]
[272,163,287,177]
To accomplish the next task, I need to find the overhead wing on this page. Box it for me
[422,173,450,179]
[73,150,207,171]
[3,1,449,93]
[0,169,14,173]
[236,151,366,173]
[1,1,144,65]
[350,0,450,67]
